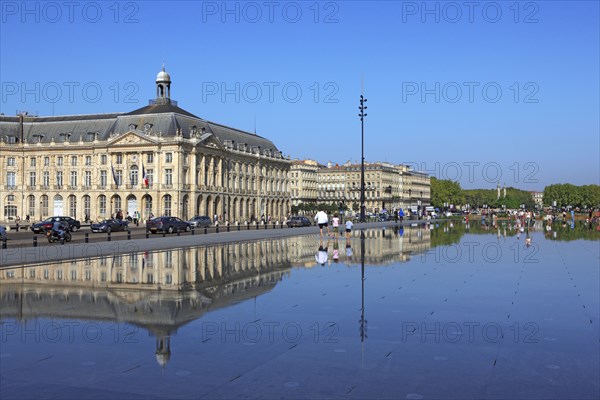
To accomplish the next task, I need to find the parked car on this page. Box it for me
[146,216,191,234]
[90,218,129,233]
[188,215,212,228]
[30,216,81,233]
[287,216,312,227]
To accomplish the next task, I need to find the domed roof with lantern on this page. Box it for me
[156,64,171,83]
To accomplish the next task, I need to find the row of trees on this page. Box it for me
[543,184,600,209]
[430,178,535,209]
[431,178,600,210]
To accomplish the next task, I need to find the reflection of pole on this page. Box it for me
[359,230,367,342]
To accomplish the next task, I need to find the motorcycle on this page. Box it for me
[46,229,72,243]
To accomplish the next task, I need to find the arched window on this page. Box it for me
[163,195,172,216]
[98,195,107,216]
[68,195,77,218]
[27,195,35,217]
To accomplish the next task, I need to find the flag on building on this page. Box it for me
[142,164,148,187]
[111,164,119,187]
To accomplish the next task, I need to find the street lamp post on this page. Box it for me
[359,95,367,222]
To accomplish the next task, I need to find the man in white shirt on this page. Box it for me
[314,209,331,237]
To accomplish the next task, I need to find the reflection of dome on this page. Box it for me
[156,65,171,82]
[155,336,171,369]
[155,352,171,368]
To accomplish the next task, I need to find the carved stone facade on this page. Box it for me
[0,67,291,223]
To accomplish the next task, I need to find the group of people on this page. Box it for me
[314,209,353,238]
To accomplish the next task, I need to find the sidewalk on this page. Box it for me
[0,220,441,268]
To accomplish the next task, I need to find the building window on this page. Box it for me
[101,155,107,165]
[44,156,49,166]
[29,172,36,187]
[41,195,48,216]
[7,157,15,166]
[147,169,153,185]
[114,196,122,213]
[3,205,17,219]
[147,153,154,163]
[7,172,16,187]
[84,171,92,187]
[57,156,63,166]
[30,157,36,167]
[116,154,123,164]
[115,170,122,186]
[28,195,35,217]
[166,153,173,163]
[71,156,77,166]
[99,195,107,215]
[68,196,77,218]
[70,171,77,187]
[130,165,139,186]
[100,171,107,187]
[83,195,91,219]
[85,156,92,166]
[165,169,172,186]
[163,195,172,215]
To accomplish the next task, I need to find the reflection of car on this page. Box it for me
[0,225,6,238]
[188,215,212,228]
[91,219,129,233]
[30,216,81,233]
[287,216,312,227]
[146,216,191,234]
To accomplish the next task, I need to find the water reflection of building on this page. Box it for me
[0,238,293,369]
[287,225,432,267]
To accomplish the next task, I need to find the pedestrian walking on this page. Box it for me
[315,209,331,237]
[345,219,353,239]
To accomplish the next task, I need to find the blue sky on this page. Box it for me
[1,0,598,189]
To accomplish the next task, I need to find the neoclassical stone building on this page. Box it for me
[0,67,291,223]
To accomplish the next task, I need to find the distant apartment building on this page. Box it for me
[290,159,321,207]
[291,160,430,215]
[530,191,544,208]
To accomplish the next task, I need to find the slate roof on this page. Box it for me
[1,104,282,153]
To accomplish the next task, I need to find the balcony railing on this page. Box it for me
[54,185,63,190]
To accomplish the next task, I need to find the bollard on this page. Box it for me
[192,228,195,235]
[177,229,180,236]
[128,230,131,240]
[85,233,89,243]
[2,237,6,249]
[146,230,150,238]
[216,226,219,234]
[238,224,240,231]
[33,236,37,247]
[107,232,111,242]
[61,236,65,245]
[265,223,268,229]
[204,227,208,235]
[227,225,230,232]
[256,223,259,230]
[163,231,166,238]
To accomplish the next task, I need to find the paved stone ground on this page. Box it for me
[0,220,440,268]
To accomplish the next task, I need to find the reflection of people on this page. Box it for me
[315,237,329,266]
[345,237,353,260]
[332,236,340,263]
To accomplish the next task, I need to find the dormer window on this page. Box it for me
[6,135,17,144]
[59,132,72,142]
[32,134,45,143]
[144,123,153,132]
[129,124,137,130]
[190,125,197,137]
